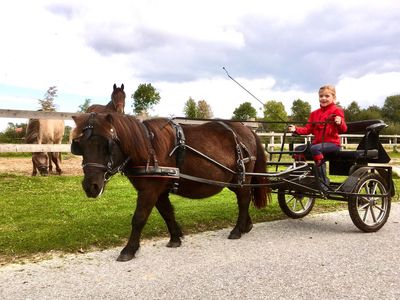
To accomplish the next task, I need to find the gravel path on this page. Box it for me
[1,203,399,300]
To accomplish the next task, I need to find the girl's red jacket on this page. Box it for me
[295,103,347,146]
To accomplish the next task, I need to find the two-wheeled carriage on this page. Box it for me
[265,119,394,232]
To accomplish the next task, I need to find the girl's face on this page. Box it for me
[319,90,335,107]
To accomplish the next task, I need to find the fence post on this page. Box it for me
[269,132,274,152]
[394,137,398,153]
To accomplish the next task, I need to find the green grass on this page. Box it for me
[1,171,399,264]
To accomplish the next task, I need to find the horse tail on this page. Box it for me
[251,131,271,208]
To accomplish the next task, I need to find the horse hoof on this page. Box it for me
[116,253,135,262]
[244,223,253,233]
[228,232,241,239]
[167,240,181,248]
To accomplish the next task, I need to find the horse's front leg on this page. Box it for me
[229,188,253,239]
[32,158,37,176]
[155,191,183,248]
[117,190,158,262]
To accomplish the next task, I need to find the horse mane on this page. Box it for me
[25,119,40,143]
[143,118,175,155]
[102,114,152,163]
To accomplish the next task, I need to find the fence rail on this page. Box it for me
[1,109,399,152]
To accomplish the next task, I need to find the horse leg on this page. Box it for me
[228,188,253,239]
[48,152,53,173]
[32,158,37,176]
[155,192,183,248]
[117,190,158,262]
[53,152,62,175]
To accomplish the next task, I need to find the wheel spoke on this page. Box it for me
[370,205,377,223]
[298,199,306,210]
[362,205,369,222]
[373,204,385,213]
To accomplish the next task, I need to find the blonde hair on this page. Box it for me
[319,85,336,100]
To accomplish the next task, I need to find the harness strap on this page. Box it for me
[125,166,180,178]
[168,120,186,192]
[217,121,253,184]
[140,121,159,170]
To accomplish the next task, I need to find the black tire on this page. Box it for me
[278,191,315,219]
[348,172,391,232]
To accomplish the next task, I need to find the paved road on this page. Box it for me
[1,204,399,300]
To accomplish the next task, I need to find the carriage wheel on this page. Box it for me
[348,173,391,232]
[278,191,315,219]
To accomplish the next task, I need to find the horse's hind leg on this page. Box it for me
[155,191,183,248]
[51,152,62,175]
[228,188,253,239]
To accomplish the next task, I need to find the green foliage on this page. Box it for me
[382,95,400,123]
[344,101,361,121]
[290,99,311,123]
[182,98,213,119]
[0,122,26,143]
[38,86,57,111]
[263,100,288,132]
[183,97,198,118]
[197,100,213,119]
[78,98,91,113]
[131,83,161,115]
[232,102,257,120]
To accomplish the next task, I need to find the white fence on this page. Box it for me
[1,109,399,152]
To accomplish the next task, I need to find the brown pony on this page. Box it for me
[71,113,270,261]
[25,118,65,176]
[86,84,125,114]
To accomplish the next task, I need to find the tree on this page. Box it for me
[78,99,91,113]
[0,122,27,143]
[290,99,311,123]
[131,83,161,115]
[382,95,400,124]
[183,97,198,118]
[38,86,57,111]
[263,100,288,132]
[344,101,361,122]
[358,105,382,121]
[196,100,213,119]
[232,102,257,120]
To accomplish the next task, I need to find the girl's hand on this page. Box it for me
[334,116,342,125]
[288,125,296,132]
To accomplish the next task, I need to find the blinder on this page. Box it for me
[71,138,83,155]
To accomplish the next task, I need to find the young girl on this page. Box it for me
[288,85,347,186]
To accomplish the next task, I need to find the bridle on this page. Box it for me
[71,113,130,181]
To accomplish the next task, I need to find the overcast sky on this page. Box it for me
[0,0,399,130]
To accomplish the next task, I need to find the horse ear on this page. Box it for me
[113,83,117,90]
[121,83,124,90]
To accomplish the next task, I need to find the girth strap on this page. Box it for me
[217,121,253,184]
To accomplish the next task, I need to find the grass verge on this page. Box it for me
[0,173,398,265]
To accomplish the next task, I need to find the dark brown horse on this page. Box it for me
[71,113,270,261]
[25,118,65,176]
[86,84,126,114]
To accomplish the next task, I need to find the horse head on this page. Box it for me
[32,152,49,176]
[71,113,128,198]
[112,83,126,114]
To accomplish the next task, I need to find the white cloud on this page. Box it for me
[0,0,400,131]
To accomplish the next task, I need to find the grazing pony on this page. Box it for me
[25,118,65,176]
[71,113,270,261]
[86,84,126,114]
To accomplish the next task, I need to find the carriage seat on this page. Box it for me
[328,119,390,175]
